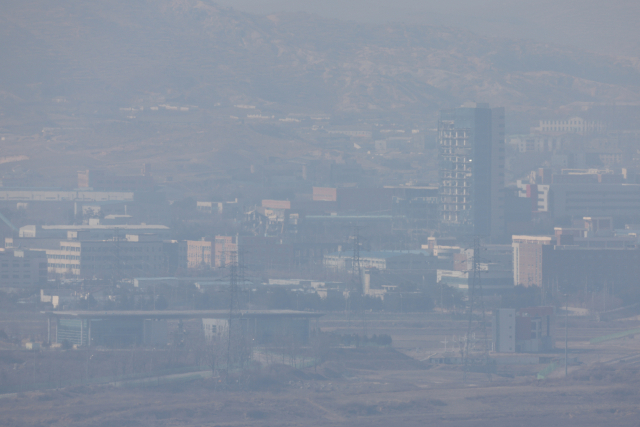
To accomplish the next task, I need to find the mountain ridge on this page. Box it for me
[2,0,640,121]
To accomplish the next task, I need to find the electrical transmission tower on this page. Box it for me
[112,228,121,291]
[225,247,252,381]
[226,250,238,381]
[351,225,362,294]
[349,225,371,336]
[462,236,492,383]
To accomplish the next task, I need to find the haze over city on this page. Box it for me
[2,1,640,426]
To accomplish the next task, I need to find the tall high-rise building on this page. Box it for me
[438,102,505,238]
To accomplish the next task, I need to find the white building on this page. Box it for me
[492,309,516,353]
[323,250,433,272]
[531,117,606,135]
[516,180,550,212]
[508,134,563,152]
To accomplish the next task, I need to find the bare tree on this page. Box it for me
[236,336,254,369]
[310,332,332,372]
[203,336,226,376]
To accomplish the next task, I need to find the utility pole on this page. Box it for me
[565,293,569,377]
[112,228,121,291]
[351,225,362,294]
[350,225,369,337]
[226,251,238,382]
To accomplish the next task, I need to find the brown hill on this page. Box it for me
[2,0,640,118]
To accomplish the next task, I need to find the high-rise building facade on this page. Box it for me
[438,102,505,238]
[512,235,553,287]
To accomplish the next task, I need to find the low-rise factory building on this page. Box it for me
[43,310,323,348]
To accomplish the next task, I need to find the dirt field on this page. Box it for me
[2,311,640,426]
[2,357,640,427]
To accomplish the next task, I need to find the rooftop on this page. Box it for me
[43,310,324,319]
[35,224,169,230]
[326,250,430,259]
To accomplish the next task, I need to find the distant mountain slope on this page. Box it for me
[2,0,640,118]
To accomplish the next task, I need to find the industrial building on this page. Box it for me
[0,189,135,202]
[44,310,323,347]
[437,268,513,293]
[438,102,505,239]
[531,117,606,135]
[516,169,640,223]
[324,250,434,272]
[19,224,170,240]
[77,168,156,192]
[492,309,516,353]
[508,134,564,153]
[542,245,640,294]
[180,239,212,269]
[512,235,553,287]
[202,314,315,345]
[0,248,48,288]
[493,307,555,353]
[513,217,640,288]
[45,234,166,278]
[549,183,640,222]
[178,236,238,270]
[429,241,513,293]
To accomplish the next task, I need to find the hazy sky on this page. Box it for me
[214,0,640,58]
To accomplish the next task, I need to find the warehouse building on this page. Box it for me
[0,248,48,289]
[44,310,322,347]
[45,234,165,278]
[493,307,555,353]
